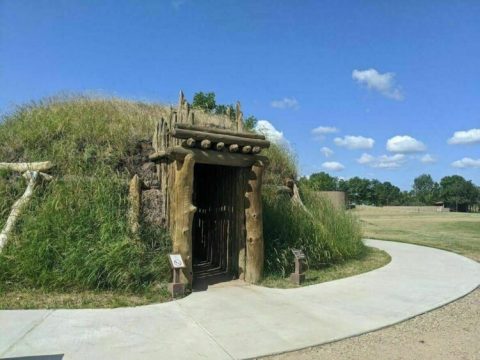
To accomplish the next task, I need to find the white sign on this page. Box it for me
[169,254,186,269]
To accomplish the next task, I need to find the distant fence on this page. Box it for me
[357,205,450,213]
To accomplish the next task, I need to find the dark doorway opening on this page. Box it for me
[192,163,242,289]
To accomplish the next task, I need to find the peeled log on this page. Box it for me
[229,144,239,153]
[128,175,142,236]
[185,138,196,148]
[241,145,252,154]
[0,171,40,252]
[0,161,54,173]
[200,139,211,149]
[172,154,197,284]
[245,161,265,283]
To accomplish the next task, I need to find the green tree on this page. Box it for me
[413,174,439,205]
[303,172,338,191]
[440,175,478,211]
[192,91,216,112]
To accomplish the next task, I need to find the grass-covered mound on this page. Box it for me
[0,97,171,293]
[0,96,364,299]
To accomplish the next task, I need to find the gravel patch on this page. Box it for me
[266,288,480,360]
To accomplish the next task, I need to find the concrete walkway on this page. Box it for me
[1,240,479,360]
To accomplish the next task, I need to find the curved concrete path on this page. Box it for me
[1,240,479,360]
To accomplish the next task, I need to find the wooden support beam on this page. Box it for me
[241,145,252,154]
[252,146,261,154]
[150,147,269,168]
[171,128,270,148]
[0,171,52,252]
[245,161,265,283]
[0,161,54,173]
[216,142,225,151]
[172,154,197,284]
[229,144,239,153]
[185,138,196,147]
[175,123,266,140]
[200,139,211,149]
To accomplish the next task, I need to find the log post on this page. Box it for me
[128,174,142,236]
[172,154,197,284]
[245,161,265,283]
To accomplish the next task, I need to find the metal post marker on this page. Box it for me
[168,254,186,297]
[290,249,306,285]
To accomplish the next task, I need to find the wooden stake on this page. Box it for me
[128,174,142,236]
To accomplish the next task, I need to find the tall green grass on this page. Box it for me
[0,97,170,291]
[262,145,364,276]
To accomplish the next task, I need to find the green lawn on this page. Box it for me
[260,246,391,288]
[355,206,480,261]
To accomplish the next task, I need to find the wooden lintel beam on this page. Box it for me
[150,146,268,167]
[171,128,270,149]
[175,123,266,140]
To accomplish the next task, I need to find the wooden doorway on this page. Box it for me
[192,164,245,288]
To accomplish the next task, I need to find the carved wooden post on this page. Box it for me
[245,161,265,283]
[172,154,197,284]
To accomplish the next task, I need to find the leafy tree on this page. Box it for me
[244,115,258,131]
[413,174,439,205]
[440,175,478,211]
[192,92,216,113]
[303,172,338,191]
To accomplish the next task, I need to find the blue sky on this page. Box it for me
[1,0,479,189]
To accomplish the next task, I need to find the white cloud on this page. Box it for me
[447,128,480,145]
[357,153,407,169]
[322,161,345,172]
[420,154,437,164]
[334,135,375,150]
[311,126,338,135]
[451,157,480,168]
[320,146,334,158]
[386,135,426,153]
[352,68,404,100]
[311,126,339,141]
[255,120,286,144]
[270,97,299,109]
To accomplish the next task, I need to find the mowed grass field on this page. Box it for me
[355,206,480,261]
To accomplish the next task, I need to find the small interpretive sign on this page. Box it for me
[169,254,186,269]
[291,249,306,260]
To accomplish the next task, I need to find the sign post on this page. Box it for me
[290,249,306,285]
[168,254,186,297]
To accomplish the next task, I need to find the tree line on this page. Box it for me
[300,172,480,212]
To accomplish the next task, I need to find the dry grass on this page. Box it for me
[355,206,480,261]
